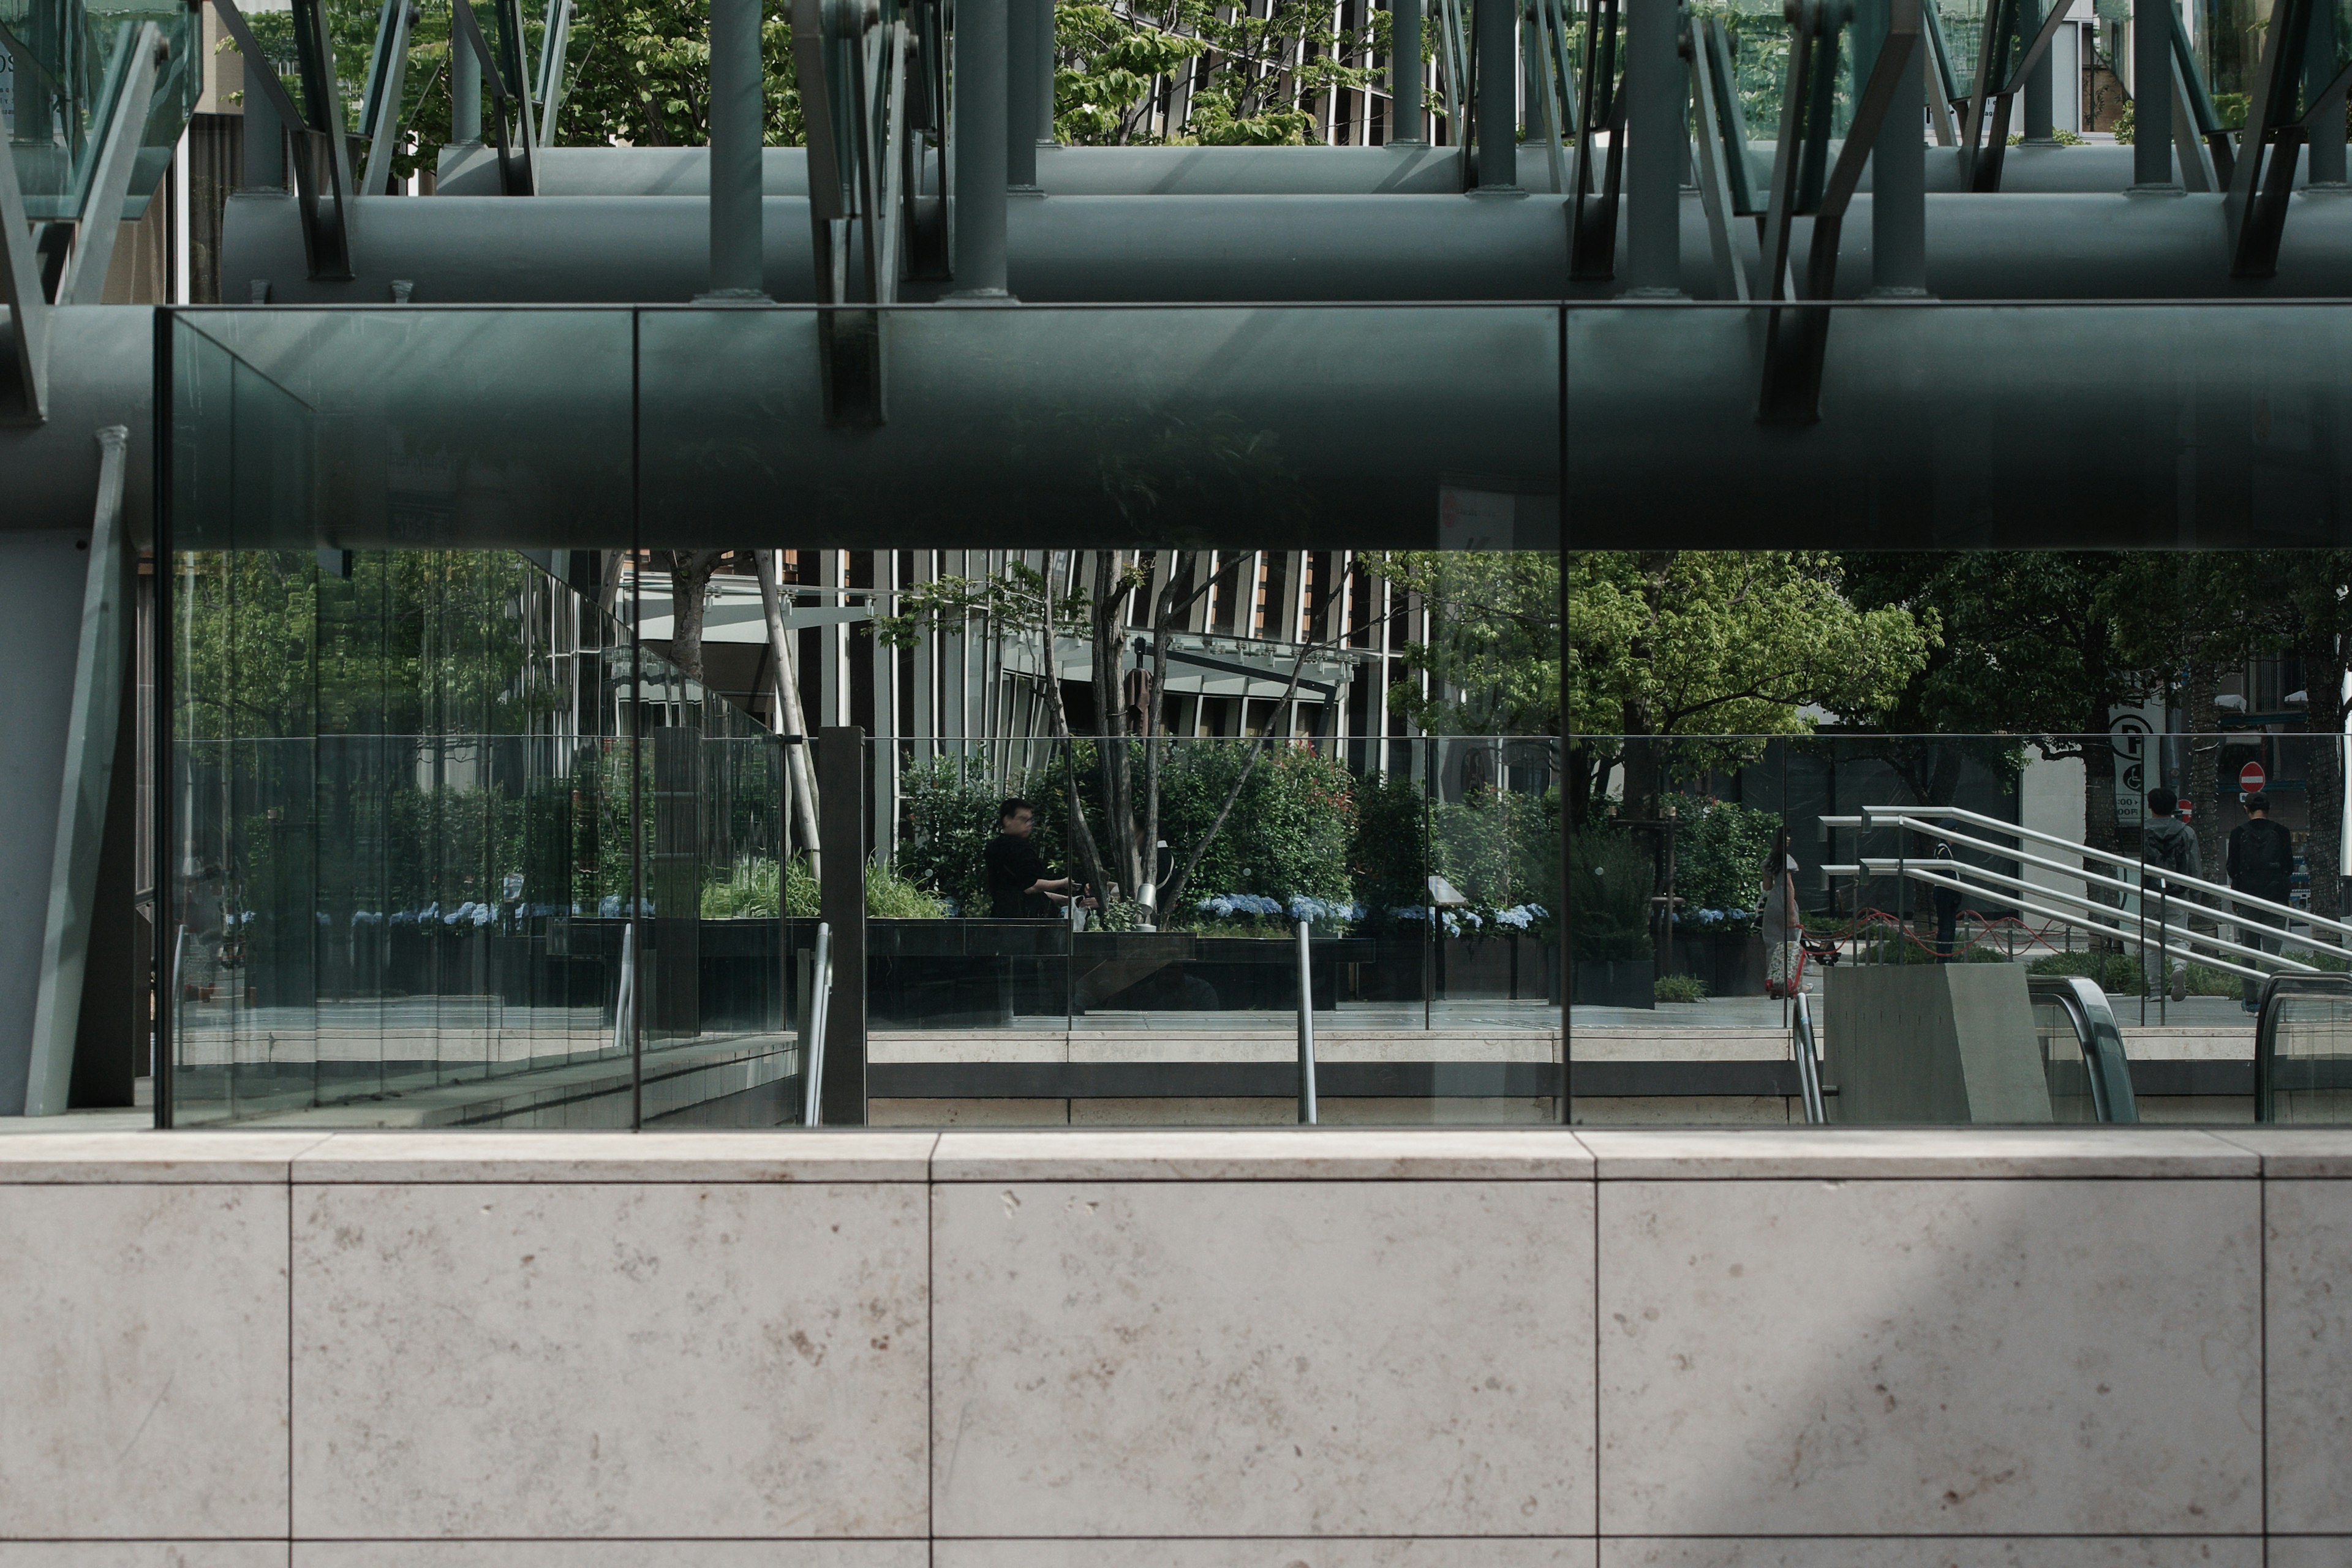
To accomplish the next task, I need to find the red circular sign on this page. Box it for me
[2241,761,2267,793]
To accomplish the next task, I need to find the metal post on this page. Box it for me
[1008,0,1040,187]
[453,24,482,143]
[2020,0,2054,141]
[1295,919,1318,1123]
[246,59,289,189]
[2133,0,2176,186]
[1035,0,1057,145]
[1624,0,1683,290]
[952,0,1011,295]
[1393,0,1425,141]
[612,920,635,1055]
[706,0,767,296]
[2308,0,2347,185]
[1865,0,1928,292]
[801,922,832,1125]
[816,726,867,1123]
[1474,0,1520,187]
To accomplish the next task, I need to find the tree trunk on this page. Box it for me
[1090,551,1140,899]
[1039,552,1111,901]
[756,551,823,880]
[2185,660,2225,880]
[2303,617,2345,922]
[665,550,723,684]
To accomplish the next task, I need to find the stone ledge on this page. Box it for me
[929,1128,1598,1181]
[1576,1126,2263,1179]
[4,1125,2348,1185]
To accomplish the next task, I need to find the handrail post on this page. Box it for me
[612,920,635,1057]
[1295,918,1317,1125]
[803,921,833,1127]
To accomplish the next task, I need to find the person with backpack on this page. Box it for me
[2141,788,2201,1003]
[2227,791,2296,1012]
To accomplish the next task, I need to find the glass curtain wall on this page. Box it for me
[162,311,801,1128]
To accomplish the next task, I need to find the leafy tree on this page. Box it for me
[1363,551,1559,737]
[1840,552,2160,858]
[559,0,803,146]
[1569,551,1935,821]
[225,0,802,186]
[1055,0,1385,146]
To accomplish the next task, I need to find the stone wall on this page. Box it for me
[1,1126,2345,1565]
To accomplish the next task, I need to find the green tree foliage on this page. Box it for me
[227,0,802,184]
[1365,551,1559,736]
[1840,552,2159,854]
[1056,0,1384,146]
[560,0,802,146]
[1660,791,1780,921]
[1570,551,1935,820]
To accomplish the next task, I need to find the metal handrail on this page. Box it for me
[1845,853,2309,981]
[802,921,834,1128]
[2255,971,2352,1123]
[1790,990,1826,1125]
[2026,974,2138,1123]
[1827,804,2334,983]
[1862,801,2352,948]
[1294,919,1318,1125]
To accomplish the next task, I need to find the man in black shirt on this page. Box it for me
[2228,791,2296,1012]
[985,798,1081,919]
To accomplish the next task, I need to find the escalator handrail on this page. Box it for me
[1790,990,1827,1125]
[2255,970,2352,1123]
[2026,973,2138,1125]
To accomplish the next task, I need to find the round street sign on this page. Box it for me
[2241,761,2267,794]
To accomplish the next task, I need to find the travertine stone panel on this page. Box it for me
[291,1545,924,1567]
[292,1181,927,1538]
[0,1549,287,1568]
[932,1178,1595,1537]
[937,1543,1596,1567]
[0,1185,288,1539]
[1599,1541,2262,1567]
[2264,1540,2352,1568]
[2265,1179,2352,1532]
[1597,1178,2261,1535]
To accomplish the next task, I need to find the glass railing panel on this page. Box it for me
[2260,980,2352,1125]
[1567,729,2352,1126]
[3,0,200,221]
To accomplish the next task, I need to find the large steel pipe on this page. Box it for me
[224,188,2352,304]
[432,139,2180,197]
[0,309,154,538]
[12,301,2352,551]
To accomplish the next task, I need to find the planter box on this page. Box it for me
[1670,932,1766,997]
[1572,959,1656,1009]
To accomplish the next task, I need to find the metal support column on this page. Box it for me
[2308,0,2347,185]
[1475,0,1520,186]
[1393,0,1425,141]
[952,0,1011,294]
[453,24,482,142]
[22,427,130,1114]
[706,0,767,296]
[2020,0,2054,140]
[1624,0,1683,289]
[1008,0,1040,187]
[1862,0,1928,292]
[2133,0,2177,186]
[817,726,867,1125]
